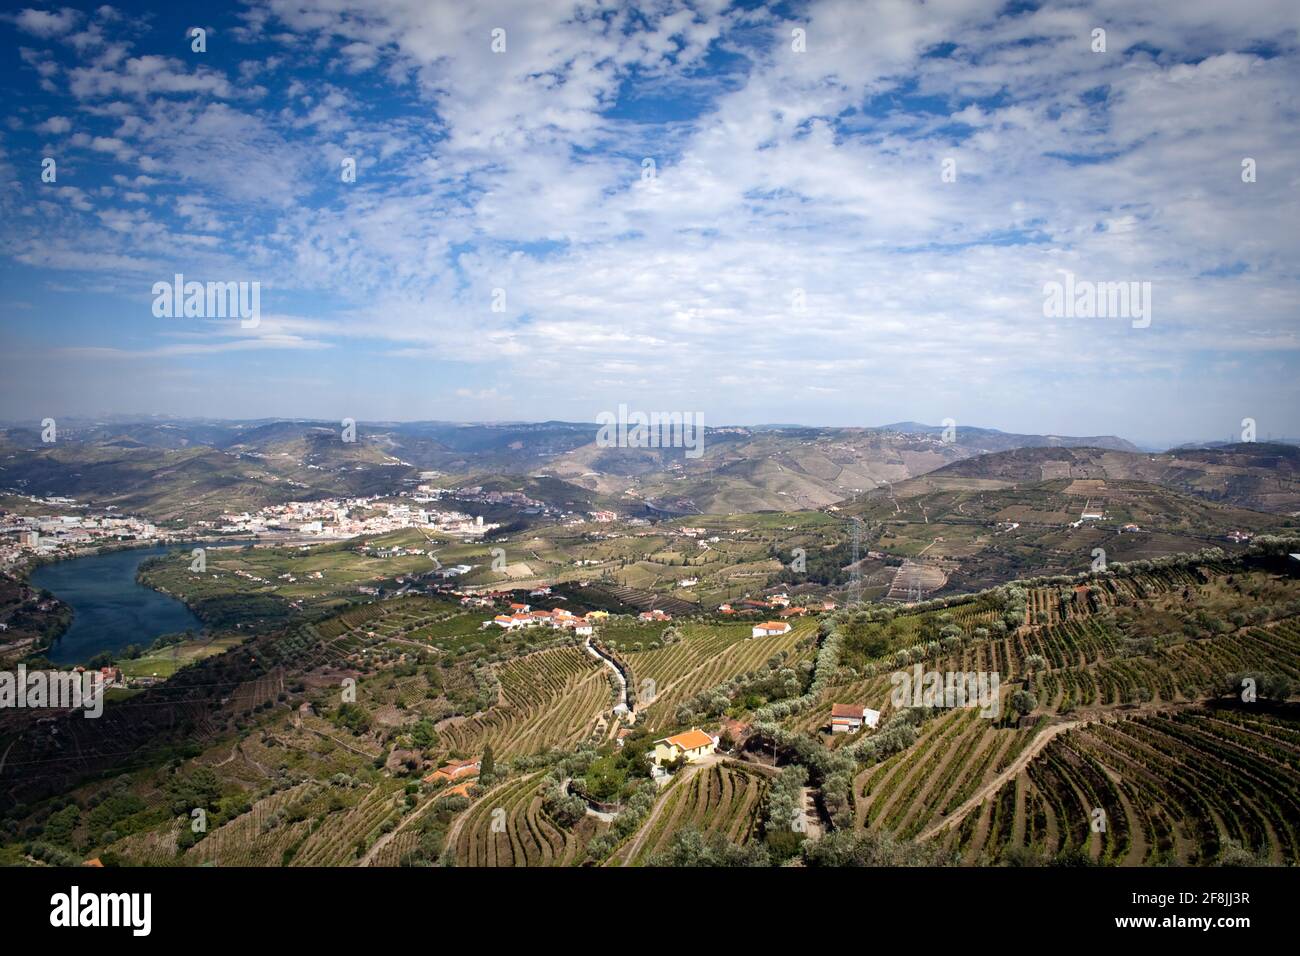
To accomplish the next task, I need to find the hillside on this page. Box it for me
[541,425,1139,514]
[0,419,1168,521]
[837,474,1293,597]
[3,543,1297,870]
[926,444,1300,515]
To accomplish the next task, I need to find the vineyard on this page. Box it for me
[447,773,606,866]
[437,646,613,757]
[823,559,1300,866]
[620,620,816,730]
[613,762,770,865]
[854,709,1046,839]
[943,707,1300,865]
[1036,619,1300,710]
[1022,562,1232,629]
[102,775,413,868]
[17,540,1300,872]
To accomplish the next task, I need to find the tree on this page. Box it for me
[410,719,439,751]
[479,744,495,781]
[1024,654,1047,691]
[1010,689,1037,720]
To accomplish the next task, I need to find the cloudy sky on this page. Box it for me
[0,0,1296,447]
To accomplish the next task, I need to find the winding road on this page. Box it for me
[583,636,629,714]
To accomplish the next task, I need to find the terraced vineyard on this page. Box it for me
[1038,620,1300,709]
[438,646,613,757]
[622,619,816,730]
[289,786,403,866]
[614,762,770,866]
[1023,563,1232,629]
[943,707,1300,865]
[855,709,1046,839]
[15,536,1300,874]
[448,773,607,866]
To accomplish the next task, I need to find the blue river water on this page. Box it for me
[29,545,203,666]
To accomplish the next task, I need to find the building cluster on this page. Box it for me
[491,602,601,635]
[451,486,543,509]
[718,592,837,619]
[213,495,499,539]
[0,502,162,567]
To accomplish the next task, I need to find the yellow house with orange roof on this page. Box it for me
[651,728,717,767]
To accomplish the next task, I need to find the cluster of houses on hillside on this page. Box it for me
[215,495,500,540]
[1,505,163,567]
[718,592,837,619]
[491,604,602,635]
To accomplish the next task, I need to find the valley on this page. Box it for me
[1,418,1297,870]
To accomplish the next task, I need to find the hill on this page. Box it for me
[541,425,1141,514]
[926,443,1300,515]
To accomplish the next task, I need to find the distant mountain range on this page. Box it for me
[0,418,1293,520]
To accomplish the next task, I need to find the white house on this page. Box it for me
[752,621,791,638]
[831,704,882,733]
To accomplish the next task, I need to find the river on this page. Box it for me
[29,545,204,666]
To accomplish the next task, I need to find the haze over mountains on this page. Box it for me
[2,416,1295,521]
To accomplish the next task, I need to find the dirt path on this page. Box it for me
[918,719,1079,840]
[360,791,440,867]
[797,786,823,840]
[441,793,476,860]
[617,756,717,866]
[213,741,241,767]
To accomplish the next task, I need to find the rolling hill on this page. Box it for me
[924,443,1300,515]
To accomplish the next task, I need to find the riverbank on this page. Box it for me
[30,545,206,667]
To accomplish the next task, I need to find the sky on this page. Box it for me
[0,0,1296,448]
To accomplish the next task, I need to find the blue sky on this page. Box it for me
[0,0,1297,447]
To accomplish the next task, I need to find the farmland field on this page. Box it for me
[942,708,1300,865]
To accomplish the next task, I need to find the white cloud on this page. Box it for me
[1,0,1297,441]
[36,116,72,134]
[11,7,80,38]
